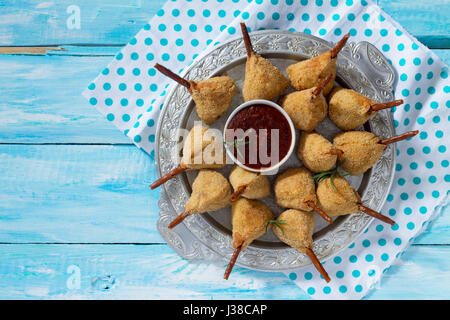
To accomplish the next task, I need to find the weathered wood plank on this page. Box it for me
[0,145,447,244]
[0,243,448,299]
[0,0,448,48]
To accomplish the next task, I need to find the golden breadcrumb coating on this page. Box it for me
[333,131,386,175]
[185,169,231,214]
[229,166,270,200]
[297,132,337,173]
[272,209,314,254]
[316,175,361,216]
[286,51,336,95]
[328,87,376,130]
[181,125,226,170]
[191,76,236,125]
[231,198,274,249]
[281,88,327,131]
[243,53,289,101]
[274,167,316,211]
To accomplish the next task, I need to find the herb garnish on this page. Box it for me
[266,219,286,235]
[312,168,350,191]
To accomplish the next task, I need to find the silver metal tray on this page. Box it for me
[155,30,396,272]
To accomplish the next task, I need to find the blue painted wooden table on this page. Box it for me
[0,0,449,299]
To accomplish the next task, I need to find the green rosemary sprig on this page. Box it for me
[223,138,249,159]
[312,168,350,191]
[266,219,286,235]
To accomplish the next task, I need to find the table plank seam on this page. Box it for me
[0,243,446,246]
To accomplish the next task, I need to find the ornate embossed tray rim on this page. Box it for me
[155,30,396,272]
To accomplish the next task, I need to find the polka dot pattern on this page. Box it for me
[83,0,449,300]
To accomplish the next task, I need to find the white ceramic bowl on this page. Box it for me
[223,99,296,174]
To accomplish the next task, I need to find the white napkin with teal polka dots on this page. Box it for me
[82,0,449,299]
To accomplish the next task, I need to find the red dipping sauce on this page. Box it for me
[225,104,292,169]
